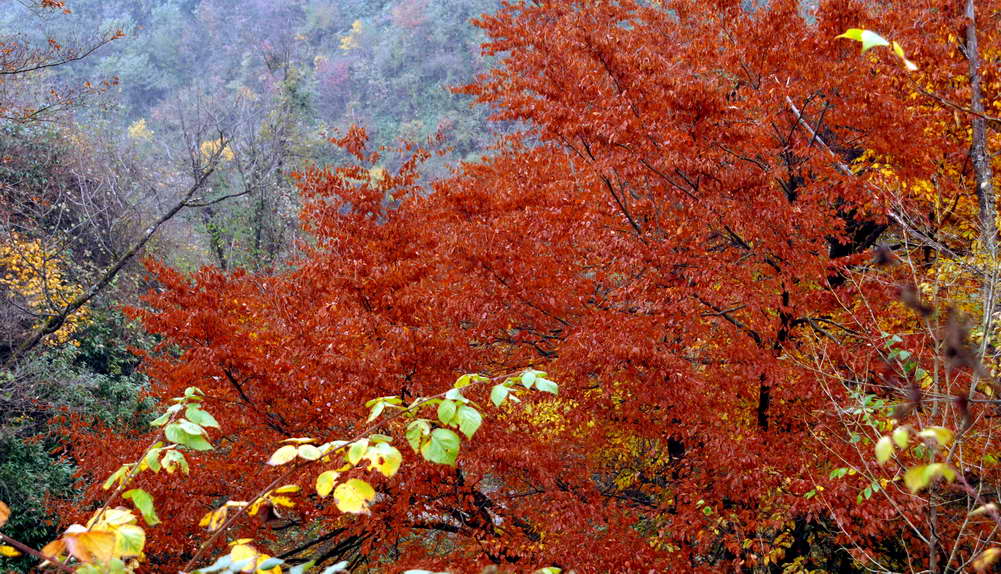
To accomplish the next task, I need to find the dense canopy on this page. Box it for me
[2,0,1000,572]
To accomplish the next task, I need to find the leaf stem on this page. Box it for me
[0,532,75,574]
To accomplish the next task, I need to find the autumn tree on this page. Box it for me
[66,0,1000,572]
[0,0,121,122]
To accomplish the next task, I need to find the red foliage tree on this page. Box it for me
[68,0,1000,572]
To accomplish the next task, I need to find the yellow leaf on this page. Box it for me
[875,435,893,464]
[280,437,317,444]
[229,543,259,572]
[0,545,20,557]
[255,553,282,574]
[316,470,339,498]
[975,547,1001,572]
[200,507,228,531]
[127,118,153,141]
[904,465,929,492]
[273,485,301,494]
[40,539,66,561]
[364,442,403,478]
[267,445,298,466]
[971,503,998,517]
[248,498,267,516]
[333,479,376,514]
[267,496,295,508]
[918,426,954,448]
[64,531,116,563]
[0,501,9,528]
[113,524,145,558]
[904,463,957,493]
[892,426,909,449]
[95,507,137,528]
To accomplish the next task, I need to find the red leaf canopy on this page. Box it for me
[69,0,998,571]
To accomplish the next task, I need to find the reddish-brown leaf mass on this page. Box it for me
[66,0,1000,571]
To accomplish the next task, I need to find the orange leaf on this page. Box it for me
[64,531,116,563]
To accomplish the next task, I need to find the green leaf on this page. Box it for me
[444,388,466,402]
[347,439,369,465]
[535,378,558,394]
[178,419,206,436]
[114,524,145,557]
[259,558,285,570]
[456,405,482,439]
[364,396,401,408]
[421,428,460,466]
[164,423,213,451]
[437,400,458,425]
[102,464,130,490]
[123,488,160,526]
[298,444,322,461]
[829,467,849,479]
[454,374,487,388]
[367,400,386,423]
[369,434,393,443]
[491,383,510,407]
[406,420,431,453]
[288,560,316,574]
[520,370,539,389]
[150,404,182,427]
[161,450,189,474]
[145,447,163,473]
[183,386,205,401]
[875,435,893,464]
[185,406,220,429]
[316,470,339,498]
[858,30,890,53]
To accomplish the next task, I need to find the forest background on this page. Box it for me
[0,0,999,573]
[0,0,502,567]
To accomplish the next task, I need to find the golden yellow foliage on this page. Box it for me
[199,138,234,162]
[127,118,153,142]
[0,235,87,344]
[339,20,362,51]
